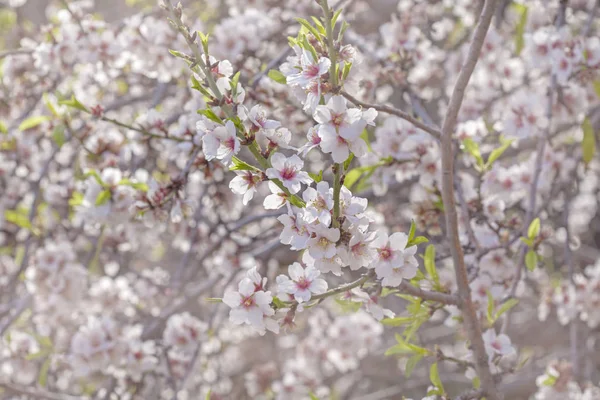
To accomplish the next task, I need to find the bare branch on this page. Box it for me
[340,90,442,140]
[438,0,500,399]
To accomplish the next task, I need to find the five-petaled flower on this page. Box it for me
[277,262,328,303]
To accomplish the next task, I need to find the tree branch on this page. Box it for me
[438,0,500,399]
[341,90,442,140]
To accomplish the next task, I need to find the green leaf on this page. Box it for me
[95,189,111,206]
[301,34,319,62]
[83,170,104,186]
[472,376,481,389]
[308,170,323,183]
[309,393,320,400]
[342,62,352,81]
[495,298,519,320]
[198,32,210,54]
[462,138,484,167]
[0,120,7,134]
[271,296,286,309]
[296,18,323,42]
[59,95,89,112]
[424,245,439,285]
[38,357,51,387]
[513,3,528,55]
[230,156,258,171]
[343,153,355,171]
[310,16,326,34]
[205,297,223,303]
[168,49,190,60]
[118,179,149,192]
[230,71,241,95]
[582,117,596,165]
[409,236,429,246]
[380,288,398,297]
[520,237,534,247]
[429,363,444,392]
[267,69,287,85]
[485,138,514,168]
[197,108,223,125]
[405,354,423,378]
[542,374,557,387]
[337,20,349,42]
[407,220,416,244]
[381,316,414,327]
[525,250,538,271]
[69,192,84,207]
[18,115,50,131]
[385,343,413,356]
[52,125,66,147]
[331,9,343,28]
[205,389,211,400]
[43,93,59,117]
[486,290,495,324]
[527,217,541,239]
[593,80,600,99]
[334,298,362,313]
[4,209,32,230]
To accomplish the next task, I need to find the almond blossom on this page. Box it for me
[313,95,377,163]
[223,278,276,334]
[277,262,328,303]
[265,152,312,194]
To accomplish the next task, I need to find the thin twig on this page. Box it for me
[438,0,500,399]
[503,0,567,333]
[341,90,442,140]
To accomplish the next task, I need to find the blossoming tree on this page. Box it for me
[1,0,600,399]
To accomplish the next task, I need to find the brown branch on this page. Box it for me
[502,0,568,333]
[438,0,500,399]
[397,281,459,305]
[340,90,442,141]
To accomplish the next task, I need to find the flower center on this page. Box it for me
[379,247,392,260]
[242,295,255,309]
[296,277,311,290]
[280,166,297,180]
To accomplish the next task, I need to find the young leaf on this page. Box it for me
[52,125,66,148]
[407,220,416,244]
[424,245,439,285]
[230,156,258,171]
[462,138,484,167]
[38,357,51,387]
[527,217,541,239]
[381,316,414,327]
[18,115,50,132]
[267,69,287,85]
[59,95,89,112]
[308,170,323,183]
[582,117,596,165]
[525,250,538,271]
[486,290,495,324]
[513,3,528,55]
[485,138,514,168]
[405,353,423,378]
[495,298,519,320]
[197,108,223,125]
[4,209,32,230]
[95,189,111,206]
[409,236,429,246]
[429,363,444,392]
[229,71,241,95]
[296,18,323,42]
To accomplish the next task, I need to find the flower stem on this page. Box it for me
[320,0,338,88]
[332,163,342,228]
